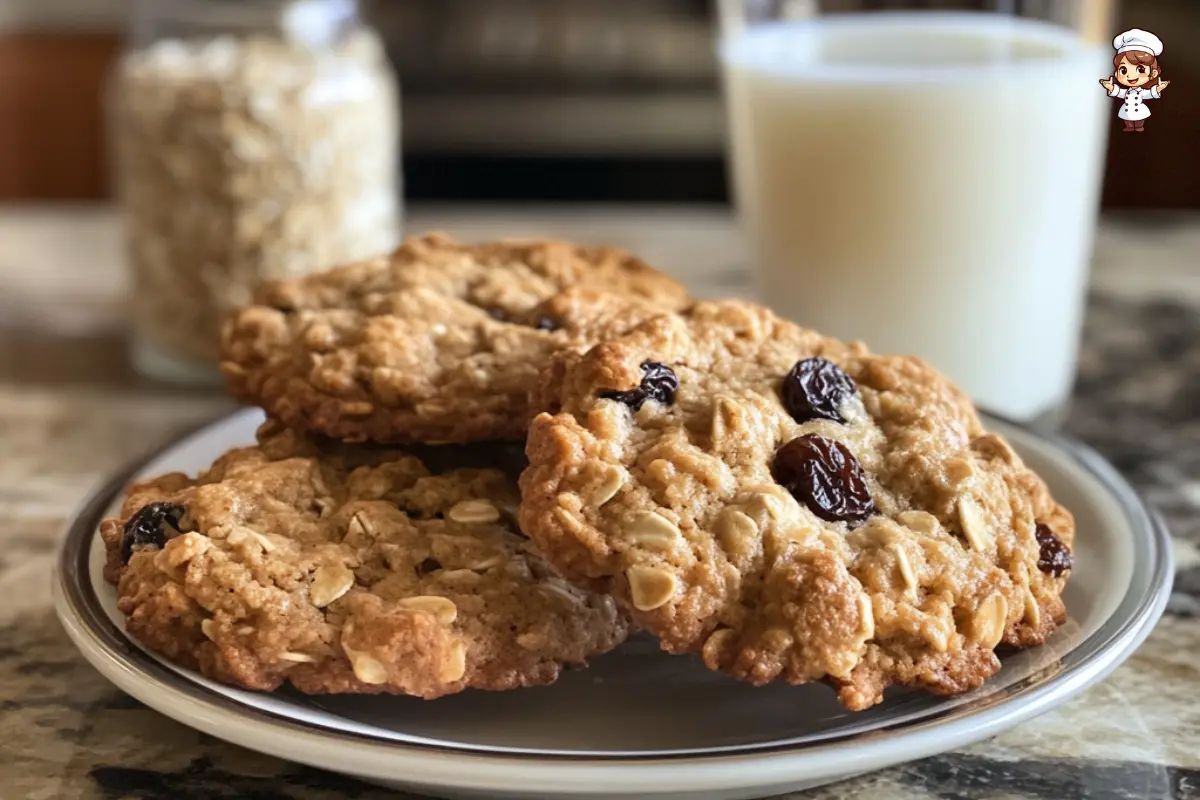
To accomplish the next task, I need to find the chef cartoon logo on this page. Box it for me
[1100,28,1170,133]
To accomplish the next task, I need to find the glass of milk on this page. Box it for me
[719,0,1114,425]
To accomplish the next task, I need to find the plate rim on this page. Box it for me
[52,409,1175,795]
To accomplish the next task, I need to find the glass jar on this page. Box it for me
[112,0,401,384]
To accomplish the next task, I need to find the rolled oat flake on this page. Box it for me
[113,0,400,383]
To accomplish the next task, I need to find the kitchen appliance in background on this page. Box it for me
[368,0,718,154]
[363,0,729,201]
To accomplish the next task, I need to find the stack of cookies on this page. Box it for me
[100,232,1074,710]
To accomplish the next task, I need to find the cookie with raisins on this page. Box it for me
[519,300,1074,710]
[99,420,630,698]
[221,232,691,445]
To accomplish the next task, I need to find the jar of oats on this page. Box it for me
[113,0,400,383]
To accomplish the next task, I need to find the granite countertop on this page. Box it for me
[1,206,1198,800]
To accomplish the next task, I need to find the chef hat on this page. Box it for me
[1113,29,1163,57]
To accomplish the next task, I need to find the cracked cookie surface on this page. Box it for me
[220,232,692,444]
[100,421,630,698]
[519,300,1074,710]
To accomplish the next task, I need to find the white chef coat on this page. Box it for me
[1109,83,1161,121]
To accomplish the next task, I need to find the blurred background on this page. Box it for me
[3,5,1200,796]
[2,0,1196,206]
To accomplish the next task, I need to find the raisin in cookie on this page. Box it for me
[520,300,1074,710]
[99,422,630,698]
[220,232,692,444]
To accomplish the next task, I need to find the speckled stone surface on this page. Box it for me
[1,208,1198,800]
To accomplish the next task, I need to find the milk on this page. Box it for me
[721,13,1109,421]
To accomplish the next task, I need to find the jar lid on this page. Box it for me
[282,0,357,48]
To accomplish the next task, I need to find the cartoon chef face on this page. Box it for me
[1115,54,1158,88]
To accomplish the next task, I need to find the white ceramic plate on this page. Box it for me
[54,409,1172,800]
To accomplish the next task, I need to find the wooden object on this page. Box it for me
[0,32,121,199]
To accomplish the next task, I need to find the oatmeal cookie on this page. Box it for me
[220,232,692,444]
[520,300,1074,710]
[99,421,630,698]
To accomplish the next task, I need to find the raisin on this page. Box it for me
[599,361,678,412]
[772,435,876,524]
[517,296,562,332]
[1035,523,1072,576]
[120,502,186,563]
[416,557,443,576]
[488,304,561,332]
[781,357,857,424]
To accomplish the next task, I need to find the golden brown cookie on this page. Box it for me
[220,232,692,444]
[100,422,630,698]
[519,300,1074,710]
